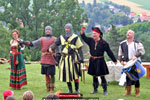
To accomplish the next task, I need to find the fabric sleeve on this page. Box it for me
[104,42,117,62]
[55,37,61,46]
[135,42,145,57]
[50,37,61,53]
[16,39,25,51]
[75,37,83,49]
[32,38,41,48]
[78,47,84,62]
[50,37,61,51]
[80,33,93,46]
[20,45,25,51]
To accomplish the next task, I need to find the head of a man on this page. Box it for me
[92,27,102,41]
[46,94,59,99]
[45,26,52,35]
[23,90,34,100]
[126,30,135,40]
[5,96,16,100]
[65,23,73,37]
[65,27,71,32]
[3,90,14,100]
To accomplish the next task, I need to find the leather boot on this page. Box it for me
[67,82,73,93]
[135,88,140,97]
[91,83,98,94]
[46,83,50,92]
[101,83,108,96]
[123,86,131,96]
[45,75,50,92]
[75,82,80,94]
[50,83,54,93]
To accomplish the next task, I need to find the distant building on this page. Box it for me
[140,12,150,21]
[108,5,120,13]
[129,12,136,18]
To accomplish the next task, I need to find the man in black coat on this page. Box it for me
[80,27,117,95]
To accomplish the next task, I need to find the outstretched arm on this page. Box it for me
[18,38,41,48]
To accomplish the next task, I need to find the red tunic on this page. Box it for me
[40,36,56,65]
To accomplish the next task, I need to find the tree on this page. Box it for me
[137,33,150,62]
[104,24,124,60]
[106,12,133,26]
[0,0,88,61]
[0,22,10,58]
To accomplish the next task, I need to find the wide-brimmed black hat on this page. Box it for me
[92,27,103,36]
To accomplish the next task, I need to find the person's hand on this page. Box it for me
[114,61,117,65]
[55,91,62,97]
[49,48,53,53]
[81,27,86,35]
[120,61,125,65]
[24,41,31,45]
[132,56,137,61]
[8,59,11,65]
[17,38,20,41]
[75,60,79,64]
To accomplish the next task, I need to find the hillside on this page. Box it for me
[78,0,101,4]
[108,0,150,15]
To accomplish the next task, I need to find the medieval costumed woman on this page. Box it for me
[9,29,27,89]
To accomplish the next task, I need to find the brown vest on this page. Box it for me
[40,36,56,65]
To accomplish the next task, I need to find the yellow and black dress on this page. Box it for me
[55,34,83,82]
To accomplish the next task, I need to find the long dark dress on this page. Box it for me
[81,34,117,76]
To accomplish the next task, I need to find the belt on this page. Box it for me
[62,53,75,57]
[42,52,54,55]
[90,56,104,59]
[11,52,21,70]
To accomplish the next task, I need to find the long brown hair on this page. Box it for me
[12,29,20,37]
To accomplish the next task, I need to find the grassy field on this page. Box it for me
[128,0,150,10]
[0,63,150,100]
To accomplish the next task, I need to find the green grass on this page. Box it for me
[0,63,150,100]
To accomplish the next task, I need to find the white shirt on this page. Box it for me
[127,42,136,60]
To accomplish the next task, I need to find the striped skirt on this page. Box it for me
[58,54,81,82]
[9,53,27,89]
